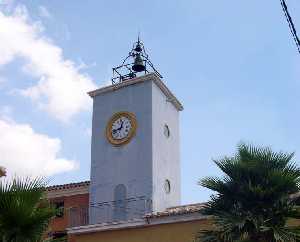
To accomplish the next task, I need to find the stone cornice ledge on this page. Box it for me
[88,73,183,111]
[67,219,146,235]
[67,213,210,235]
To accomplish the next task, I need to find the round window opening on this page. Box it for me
[164,124,170,138]
[164,179,171,194]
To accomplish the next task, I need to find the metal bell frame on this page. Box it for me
[111,38,163,84]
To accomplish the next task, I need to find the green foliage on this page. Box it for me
[44,237,67,242]
[0,177,55,242]
[197,143,300,242]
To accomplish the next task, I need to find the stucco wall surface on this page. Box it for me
[89,76,182,223]
[152,81,181,212]
[90,80,153,223]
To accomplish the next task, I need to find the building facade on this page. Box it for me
[46,37,211,241]
[69,203,210,242]
[64,73,212,242]
[89,73,182,224]
[46,180,209,242]
[46,181,90,242]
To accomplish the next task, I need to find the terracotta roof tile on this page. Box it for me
[46,181,90,191]
[145,203,206,218]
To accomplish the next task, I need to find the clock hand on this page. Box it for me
[112,120,124,134]
[116,120,124,131]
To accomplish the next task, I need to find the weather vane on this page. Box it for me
[111,36,163,84]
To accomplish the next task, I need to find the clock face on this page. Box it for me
[106,112,137,146]
[111,116,132,140]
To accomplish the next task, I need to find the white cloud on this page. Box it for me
[38,6,51,19]
[0,117,78,176]
[0,6,97,122]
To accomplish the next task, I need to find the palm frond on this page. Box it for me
[0,176,55,242]
[197,143,300,242]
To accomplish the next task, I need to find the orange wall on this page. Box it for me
[49,193,89,234]
[72,217,300,242]
[73,219,212,242]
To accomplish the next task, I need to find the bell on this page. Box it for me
[134,42,143,52]
[132,54,145,72]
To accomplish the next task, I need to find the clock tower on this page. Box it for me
[89,40,183,224]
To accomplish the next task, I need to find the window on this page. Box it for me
[54,201,64,218]
[52,232,67,242]
[164,179,171,194]
[113,184,127,221]
[164,124,170,138]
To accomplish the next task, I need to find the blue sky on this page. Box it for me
[0,0,299,204]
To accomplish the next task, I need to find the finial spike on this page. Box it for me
[134,34,143,52]
[138,31,141,43]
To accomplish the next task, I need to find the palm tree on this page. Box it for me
[197,143,300,242]
[0,177,55,242]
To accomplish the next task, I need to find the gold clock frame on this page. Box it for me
[106,111,137,146]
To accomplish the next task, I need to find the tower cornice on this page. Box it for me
[88,73,183,111]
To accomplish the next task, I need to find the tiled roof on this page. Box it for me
[145,203,206,218]
[46,181,90,192]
